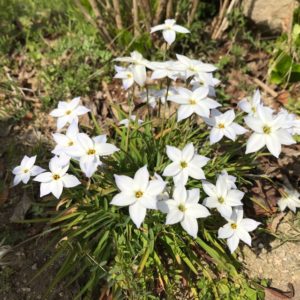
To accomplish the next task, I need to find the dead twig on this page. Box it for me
[188,0,199,26]
[112,0,123,30]
[252,78,278,98]
[166,0,173,19]
[132,0,140,36]
[154,0,168,25]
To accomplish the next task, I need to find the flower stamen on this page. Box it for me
[135,191,143,198]
[180,161,188,168]
[87,149,96,155]
[231,223,237,229]
[178,203,186,212]
[218,196,224,204]
[53,174,60,180]
[263,126,271,134]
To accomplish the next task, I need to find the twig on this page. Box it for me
[88,0,113,45]
[166,0,173,19]
[213,0,238,40]
[132,0,140,36]
[112,0,123,30]
[188,0,199,26]
[252,78,278,98]
[211,0,231,39]
[140,0,152,29]
[154,0,168,25]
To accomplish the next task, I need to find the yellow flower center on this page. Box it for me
[263,126,271,134]
[68,140,74,146]
[53,174,60,180]
[251,106,256,113]
[23,168,29,173]
[231,223,237,229]
[178,203,186,212]
[189,98,197,105]
[87,149,96,155]
[65,110,72,115]
[218,197,224,204]
[218,123,225,129]
[127,73,133,78]
[135,191,143,198]
[180,161,188,168]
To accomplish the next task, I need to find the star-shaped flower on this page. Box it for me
[238,89,262,116]
[52,121,79,156]
[168,86,220,121]
[205,110,247,144]
[278,186,300,213]
[218,207,260,253]
[12,155,45,186]
[150,19,190,45]
[202,174,244,217]
[114,51,150,86]
[34,157,80,199]
[114,65,135,90]
[163,143,209,186]
[245,106,296,157]
[159,185,210,238]
[67,133,119,178]
[176,54,217,79]
[111,166,166,227]
[50,97,90,130]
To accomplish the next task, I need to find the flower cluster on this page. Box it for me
[12,20,299,256]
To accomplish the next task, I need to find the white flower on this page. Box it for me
[190,73,220,97]
[114,65,134,89]
[67,133,119,178]
[205,110,247,144]
[12,155,45,186]
[159,185,210,238]
[245,106,296,158]
[176,54,217,79]
[150,19,190,45]
[34,157,80,199]
[119,115,143,127]
[202,174,244,217]
[278,187,300,213]
[52,121,79,156]
[140,88,177,108]
[49,97,90,130]
[163,143,209,186]
[114,51,150,86]
[220,170,237,189]
[238,89,262,115]
[149,61,183,80]
[218,207,260,253]
[111,166,166,227]
[278,108,300,135]
[168,86,220,121]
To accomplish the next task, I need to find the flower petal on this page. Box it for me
[129,202,147,227]
[181,216,198,238]
[227,234,240,253]
[163,162,180,177]
[62,174,81,188]
[114,175,134,192]
[34,172,53,183]
[111,192,136,206]
[163,29,176,45]
[218,223,234,239]
[246,133,266,154]
[134,165,149,191]
[166,145,182,162]
[166,209,184,225]
[177,105,194,122]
